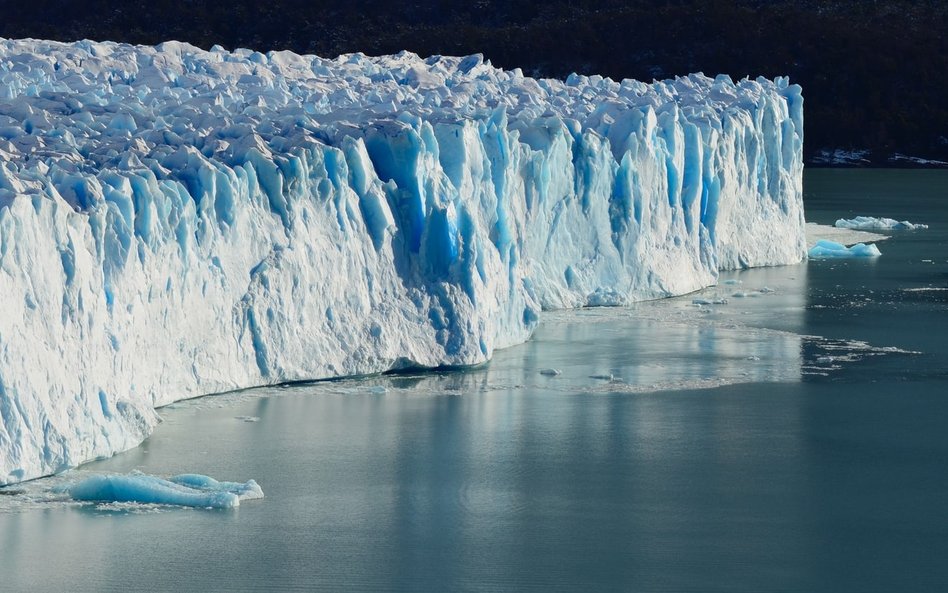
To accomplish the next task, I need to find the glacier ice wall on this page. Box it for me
[0,39,805,484]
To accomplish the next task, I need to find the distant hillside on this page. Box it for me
[3,0,946,166]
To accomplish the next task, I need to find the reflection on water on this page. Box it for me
[254,261,814,400]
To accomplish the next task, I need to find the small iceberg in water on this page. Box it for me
[808,239,882,259]
[835,216,928,231]
[67,471,264,509]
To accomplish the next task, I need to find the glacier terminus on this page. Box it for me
[0,38,805,484]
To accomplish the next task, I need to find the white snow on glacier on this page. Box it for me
[0,38,805,484]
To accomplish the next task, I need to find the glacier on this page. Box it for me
[0,38,805,485]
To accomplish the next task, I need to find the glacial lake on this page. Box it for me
[2,169,947,592]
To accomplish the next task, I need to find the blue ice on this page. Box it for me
[68,472,264,509]
[808,239,881,258]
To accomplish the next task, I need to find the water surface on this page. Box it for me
[1,169,946,592]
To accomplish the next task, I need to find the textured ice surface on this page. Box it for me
[67,472,262,508]
[835,216,928,231]
[808,239,882,258]
[0,38,805,484]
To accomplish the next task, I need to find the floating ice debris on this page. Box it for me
[693,297,728,305]
[804,337,922,371]
[835,216,928,231]
[589,374,614,381]
[235,416,260,422]
[722,279,742,285]
[808,240,882,258]
[759,287,776,293]
[67,472,263,509]
[539,369,562,376]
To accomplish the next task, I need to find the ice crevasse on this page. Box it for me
[0,39,806,484]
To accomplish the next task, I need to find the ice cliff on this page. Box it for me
[0,39,805,484]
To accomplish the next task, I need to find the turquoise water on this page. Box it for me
[1,170,946,592]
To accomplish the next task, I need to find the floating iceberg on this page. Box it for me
[808,239,882,258]
[805,222,888,249]
[0,38,805,484]
[835,216,928,231]
[67,472,263,509]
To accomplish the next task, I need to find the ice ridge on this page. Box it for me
[0,39,805,484]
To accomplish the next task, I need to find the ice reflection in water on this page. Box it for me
[309,261,814,399]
